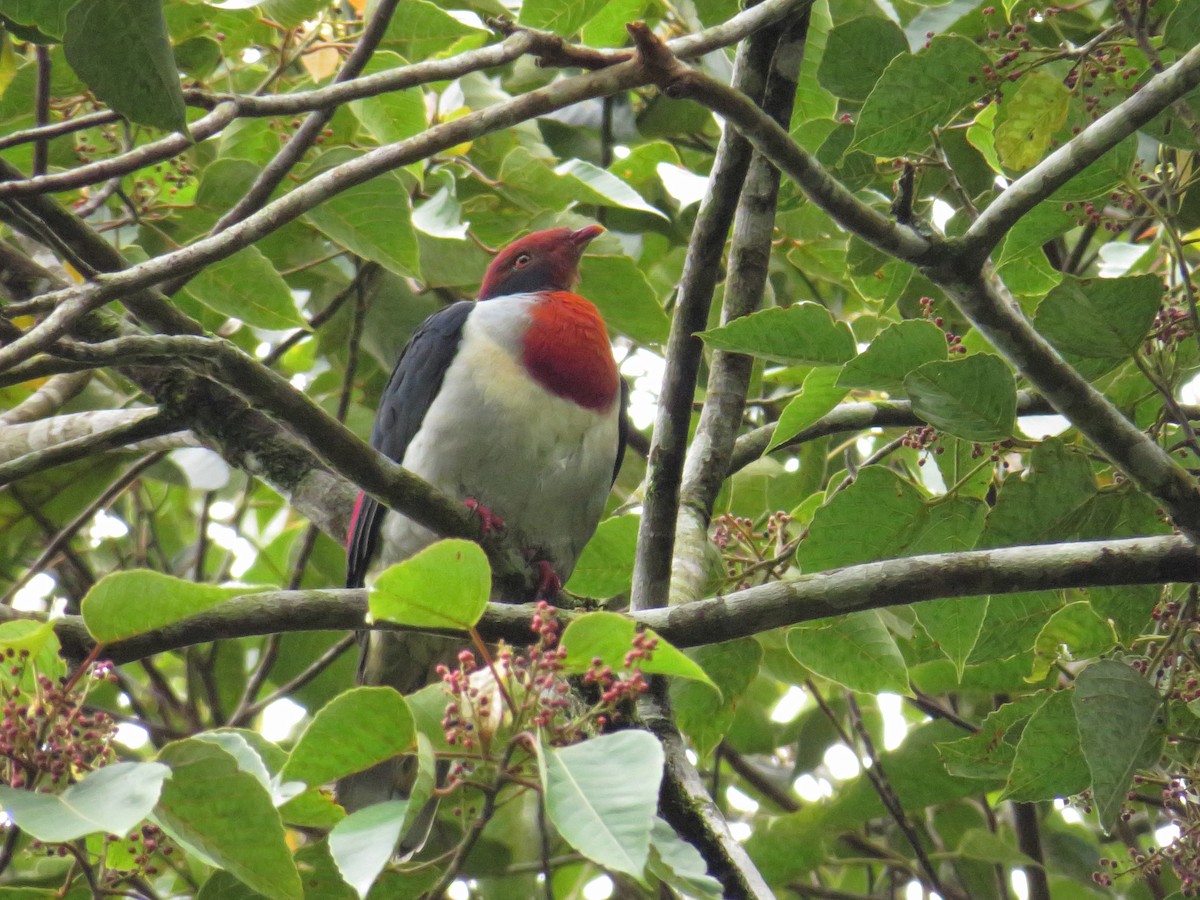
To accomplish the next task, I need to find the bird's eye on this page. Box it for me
[514,253,532,268]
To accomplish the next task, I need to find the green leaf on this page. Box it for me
[1164,0,1200,51]
[838,319,948,392]
[671,639,762,757]
[914,595,988,678]
[184,247,306,330]
[854,36,990,157]
[797,467,986,572]
[0,619,56,658]
[787,611,909,695]
[817,16,908,102]
[0,762,169,842]
[966,103,1002,173]
[282,687,415,787]
[1027,601,1117,683]
[369,539,491,630]
[994,70,1070,171]
[937,692,1048,780]
[539,731,663,878]
[904,355,1016,441]
[1074,659,1165,833]
[349,53,427,146]
[519,0,607,36]
[328,801,409,899]
[698,304,856,366]
[559,611,716,689]
[1034,275,1163,371]
[646,818,723,899]
[63,0,187,133]
[581,255,671,345]
[1002,690,1090,802]
[768,367,848,451]
[383,0,482,58]
[565,515,639,599]
[305,170,421,279]
[155,740,302,900]
[556,159,667,219]
[957,828,1038,867]
[81,570,262,643]
[1,0,77,40]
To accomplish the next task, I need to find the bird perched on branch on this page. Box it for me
[338,224,627,817]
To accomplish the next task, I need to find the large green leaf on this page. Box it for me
[1001,690,1090,802]
[994,70,1070,171]
[854,36,989,157]
[787,611,909,695]
[327,801,409,899]
[817,16,908,101]
[838,319,947,393]
[1034,275,1163,368]
[81,570,263,644]
[349,53,427,147]
[305,170,421,279]
[1,0,76,39]
[155,740,302,900]
[281,687,415,787]
[184,247,306,330]
[904,355,1016,441]
[0,762,169,842]
[559,612,716,689]
[698,303,856,366]
[1074,660,1165,833]
[63,0,187,133]
[369,538,491,630]
[797,466,986,572]
[937,692,1049,780]
[565,515,639,599]
[768,367,848,451]
[539,731,663,878]
[581,255,671,345]
[671,639,762,757]
[383,0,483,58]
[519,0,607,35]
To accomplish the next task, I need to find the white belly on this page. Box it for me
[375,307,620,593]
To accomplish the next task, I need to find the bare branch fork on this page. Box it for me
[627,24,1200,545]
[15,534,1199,666]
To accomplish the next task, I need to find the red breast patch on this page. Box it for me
[521,292,619,412]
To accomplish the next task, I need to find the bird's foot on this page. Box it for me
[463,498,505,535]
[532,559,562,600]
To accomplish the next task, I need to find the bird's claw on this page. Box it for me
[464,498,505,535]
[533,560,562,600]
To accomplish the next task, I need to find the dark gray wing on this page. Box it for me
[614,377,629,484]
[345,301,474,588]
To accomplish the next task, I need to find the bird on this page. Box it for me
[337,224,628,819]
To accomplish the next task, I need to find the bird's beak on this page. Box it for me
[570,225,605,248]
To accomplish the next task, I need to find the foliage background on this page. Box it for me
[2,0,1200,896]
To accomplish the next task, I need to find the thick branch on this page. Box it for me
[728,392,1055,475]
[673,12,809,605]
[629,18,783,614]
[629,25,932,265]
[933,271,1200,543]
[29,533,1198,664]
[960,41,1200,267]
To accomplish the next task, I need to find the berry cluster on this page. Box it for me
[436,602,653,796]
[918,297,966,353]
[711,512,793,590]
[1,651,117,790]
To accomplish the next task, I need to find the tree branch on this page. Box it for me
[933,270,1200,543]
[959,41,1200,267]
[28,533,1199,666]
[673,10,809,605]
[628,23,932,265]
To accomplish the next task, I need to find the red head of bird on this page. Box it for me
[478,225,604,300]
